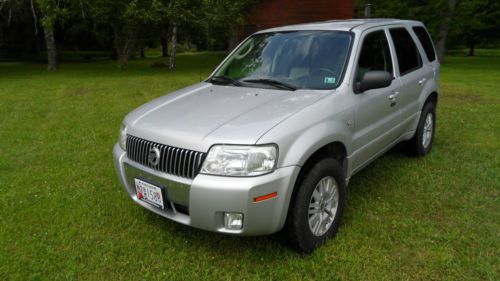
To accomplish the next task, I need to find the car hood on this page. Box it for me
[125,82,328,152]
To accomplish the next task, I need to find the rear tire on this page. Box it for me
[406,102,436,156]
[284,158,346,253]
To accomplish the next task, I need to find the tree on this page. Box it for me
[0,0,64,70]
[34,0,68,71]
[358,0,500,59]
[200,0,258,51]
[450,0,500,56]
[0,0,41,57]
[88,0,163,69]
[356,0,459,62]
[165,0,199,70]
[0,0,260,68]
[435,0,459,62]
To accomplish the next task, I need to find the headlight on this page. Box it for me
[201,145,278,176]
[118,124,127,151]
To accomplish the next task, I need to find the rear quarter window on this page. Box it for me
[412,26,436,62]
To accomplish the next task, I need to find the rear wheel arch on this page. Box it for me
[425,91,438,107]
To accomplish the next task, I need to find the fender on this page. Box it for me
[257,91,354,169]
[419,76,439,108]
[407,75,439,133]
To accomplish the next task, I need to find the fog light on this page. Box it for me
[224,212,243,230]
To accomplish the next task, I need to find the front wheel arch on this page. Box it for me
[283,142,347,231]
[283,157,346,253]
[293,142,347,195]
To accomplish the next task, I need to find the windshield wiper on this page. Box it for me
[208,75,242,86]
[243,78,297,91]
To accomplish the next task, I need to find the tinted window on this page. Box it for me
[390,28,422,75]
[356,30,393,82]
[412,26,436,62]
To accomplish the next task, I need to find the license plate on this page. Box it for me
[134,178,165,209]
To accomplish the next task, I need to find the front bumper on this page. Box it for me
[113,144,300,235]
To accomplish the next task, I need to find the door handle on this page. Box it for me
[418,78,427,86]
[388,91,400,101]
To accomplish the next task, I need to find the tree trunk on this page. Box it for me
[140,46,145,59]
[43,27,58,71]
[109,26,118,60]
[206,26,210,51]
[160,35,168,57]
[117,29,137,70]
[467,35,475,56]
[30,0,38,35]
[435,0,459,63]
[169,23,178,70]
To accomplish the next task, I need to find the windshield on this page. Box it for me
[211,31,353,90]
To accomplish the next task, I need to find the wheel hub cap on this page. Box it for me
[308,176,339,236]
[422,112,434,148]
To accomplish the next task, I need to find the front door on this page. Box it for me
[351,28,403,171]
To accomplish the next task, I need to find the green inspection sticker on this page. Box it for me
[324,77,336,84]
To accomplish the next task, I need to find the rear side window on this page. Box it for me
[412,26,436,62]
[356,30,393,82]
[389,28,422,76]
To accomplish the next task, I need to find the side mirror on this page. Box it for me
[355,71,392,93]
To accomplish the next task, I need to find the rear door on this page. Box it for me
[412,25,440,92]
[350,28,403,171]
[388,26,429,126]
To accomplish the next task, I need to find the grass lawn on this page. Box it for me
[0,53,498,280]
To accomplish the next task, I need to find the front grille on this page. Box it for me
[126,135,206,179]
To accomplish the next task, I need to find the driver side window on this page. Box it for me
[356,31,393,83]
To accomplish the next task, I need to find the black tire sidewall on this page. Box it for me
[415,102,436,156]
[287,158,346,253]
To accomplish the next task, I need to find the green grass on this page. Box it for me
[0,53,498,280]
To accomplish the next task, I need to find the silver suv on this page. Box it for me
[114,19,439,253]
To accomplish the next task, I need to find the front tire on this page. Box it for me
[406,102,436,156]
[284,158,346,253]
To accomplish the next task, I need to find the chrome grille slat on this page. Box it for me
[178,149,183,175]
[191,152,197,178]
[174,148,179,175]
[181,150,188,177]
[127,135,135,158]
[129,136,135,160]
[179,149,184,177]
[134,137,140,162]
[146,141,152,169]
[160,145,167,172]
[129,136,135,161]
[131,136,137,161]
[191,152,198,178]
[141,139,147,166]
[138,139,143,164]
[180,149,185,177]
[196,153,202,175]
[186,151,193,178]
[167,146,173,174]
[125,135,205,179]
[135,138,140,162]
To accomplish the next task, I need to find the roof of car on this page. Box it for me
[256,19,423,33]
